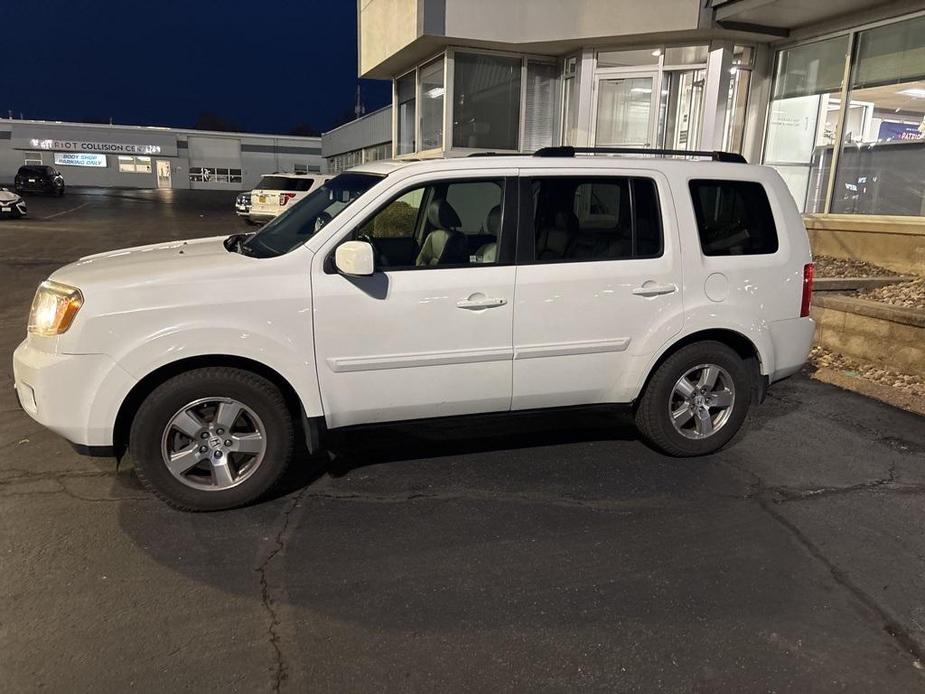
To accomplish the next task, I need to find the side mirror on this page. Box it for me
[335,240,375,276]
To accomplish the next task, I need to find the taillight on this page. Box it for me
[279,192,297,206]
[800,263,814,317]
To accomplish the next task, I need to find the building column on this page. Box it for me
[699,41,734,150]
[574,48,596,147]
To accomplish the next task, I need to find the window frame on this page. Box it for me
[515,174,665,265]
[327,175,518,273]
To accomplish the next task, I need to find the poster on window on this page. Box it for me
[53,152,107,167]
[877,121,924,142]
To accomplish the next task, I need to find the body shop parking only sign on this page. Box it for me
[30,138,162,155]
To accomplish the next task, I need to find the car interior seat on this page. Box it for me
[416,199,469,266]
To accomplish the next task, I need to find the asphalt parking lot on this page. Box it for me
[2,189,925,692]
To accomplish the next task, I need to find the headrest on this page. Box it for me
[427,198,461,230]
[485,205,502,235]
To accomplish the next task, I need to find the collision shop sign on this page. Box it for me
[30,138,162,155]
[53,152,107,167]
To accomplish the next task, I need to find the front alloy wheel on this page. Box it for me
[130,367,294,511]
[161,397,267,490]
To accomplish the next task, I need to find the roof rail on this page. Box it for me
[533,146,747,164]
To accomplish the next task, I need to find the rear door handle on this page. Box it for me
[632,283,678,297]
[457,297,508,310]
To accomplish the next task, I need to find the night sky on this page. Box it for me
[0,0,391,135]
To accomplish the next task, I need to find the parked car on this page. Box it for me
[235,192,251,219]
[247,172,328,223]
[13,148,815,511]
[0,188,27,218]
[14,165,65,196]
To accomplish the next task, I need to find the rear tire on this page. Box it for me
[635,341,752,457]
[129,367,294,511]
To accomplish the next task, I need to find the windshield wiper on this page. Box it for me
[223,232,256,256]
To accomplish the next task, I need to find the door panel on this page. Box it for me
[312,267,515,428]
[512,173,683,409]
[311,172,518,429]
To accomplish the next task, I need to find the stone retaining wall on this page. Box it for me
[805,215,925,276]
[811,294,925,379]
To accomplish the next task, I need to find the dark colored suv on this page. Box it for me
[14,165,66,196]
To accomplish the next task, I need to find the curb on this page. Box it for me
[811,367,925,417]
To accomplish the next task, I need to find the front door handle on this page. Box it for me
[632,282,678,297]
[457,296,508,310]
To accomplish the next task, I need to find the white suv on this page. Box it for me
[13,148,815,511]
[247,172,328,223]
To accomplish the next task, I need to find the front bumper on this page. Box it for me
[0,201,26,217]
[13,340,137,448]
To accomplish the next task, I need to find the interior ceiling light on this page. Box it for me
[898,88,925,98]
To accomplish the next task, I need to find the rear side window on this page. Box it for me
[531,177,663,262]
[689,180,778,256]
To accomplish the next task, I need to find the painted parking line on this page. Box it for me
[41,202,92,220]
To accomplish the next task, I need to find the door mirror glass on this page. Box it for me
[335,240,375,276]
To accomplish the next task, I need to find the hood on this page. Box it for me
[0,189,21,203]
[50,235,258,290]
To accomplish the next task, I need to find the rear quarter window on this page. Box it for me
[689,179,778,256]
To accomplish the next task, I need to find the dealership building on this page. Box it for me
[0,120,322,191]
[348,0,925,273]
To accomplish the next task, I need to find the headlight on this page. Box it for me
[28,281,84,336]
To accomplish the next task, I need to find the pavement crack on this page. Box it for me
[256,487,308,693]
[756,493,925,670]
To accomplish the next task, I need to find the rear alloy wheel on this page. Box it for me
[130,367,294,511]
[635,341,752,457]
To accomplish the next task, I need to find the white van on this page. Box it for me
[13,148,815,511]
[247,172,329,223]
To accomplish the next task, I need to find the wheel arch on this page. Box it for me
[634,328,767,406]
[113,354,306,459]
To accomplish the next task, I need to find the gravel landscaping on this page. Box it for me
[814,254,897,278]
[854,277,925,311]
[809,345,925,399]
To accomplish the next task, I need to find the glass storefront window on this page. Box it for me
[419,58,444,151]
[595,76,654,146]
[396,71,416,155]
[831,15,925,215]
[523,61,560,152]
[763,36,850,212]
[655,69,705,150]
[598,48,660,68]
[562,57,579,146]
[453,52,522,150]
[723,46,754,154]
[663,45,709,66]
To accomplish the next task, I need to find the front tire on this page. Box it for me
[635,341,752,457]
[129,367,294,511]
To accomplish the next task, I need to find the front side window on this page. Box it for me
[356,178,505,269]
[530,177,663,262]
[241,172,382,258]
[453,53,522,150]
[689,180,778,256]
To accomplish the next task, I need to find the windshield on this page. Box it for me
[255,176,316,192]
[241,172,382,258]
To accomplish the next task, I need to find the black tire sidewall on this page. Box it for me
[637,341,752,457]
[129,368,294,511]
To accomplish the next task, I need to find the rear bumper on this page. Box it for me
[248,211,278,223]
[12,340,137,448]
[768,316,815,383]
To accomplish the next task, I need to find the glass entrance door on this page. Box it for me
[593,73,658,147]
[156,160,171,189]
